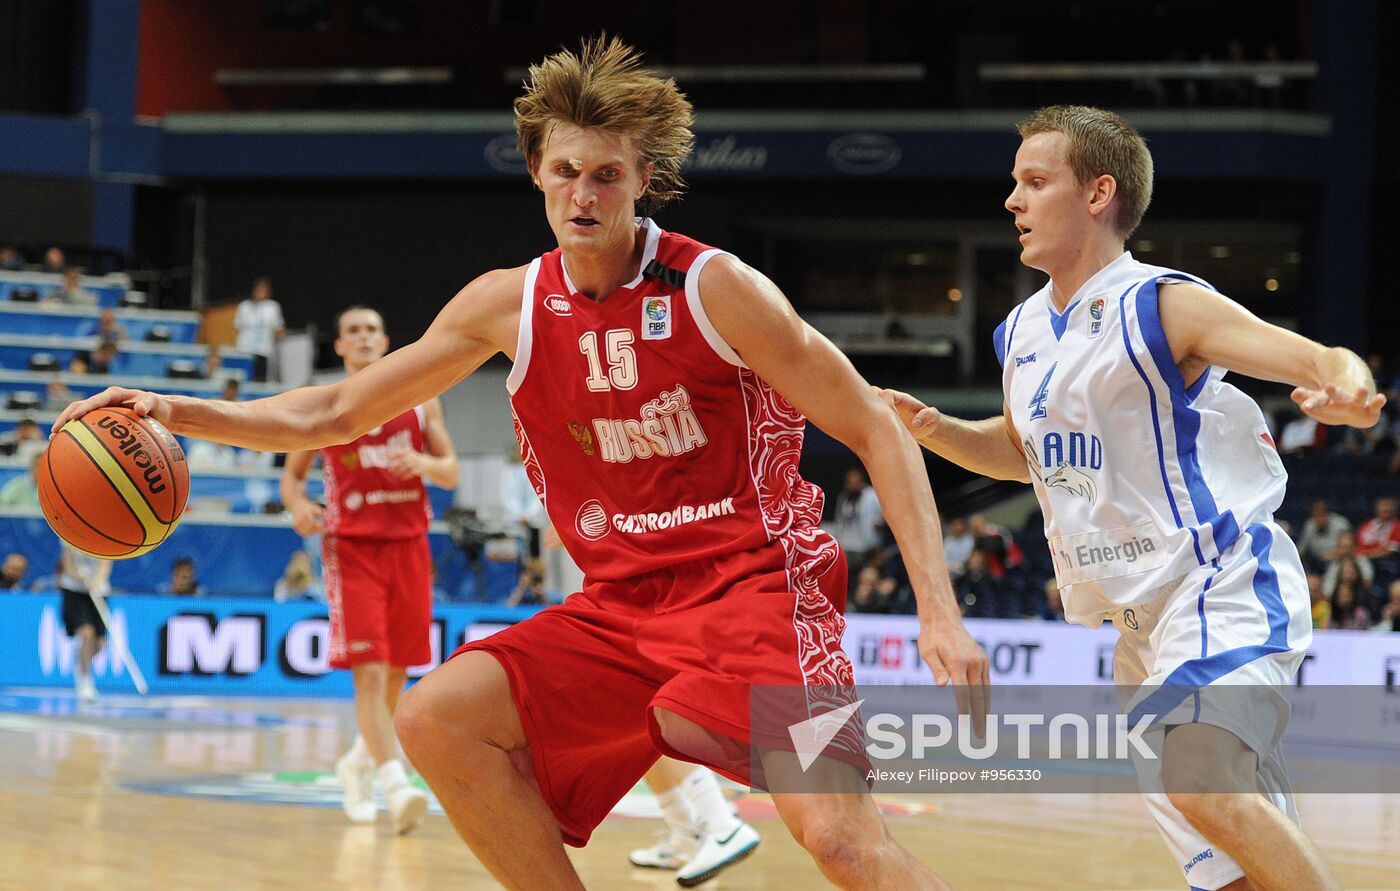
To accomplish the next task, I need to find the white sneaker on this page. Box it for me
[387,783,428,835]
[629,827,700,870]
[675,821,760,887]
[334,751,377,824]
[75,674,97,703]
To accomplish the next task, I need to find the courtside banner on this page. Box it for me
[0,594,540,697]
[843,614,1400,687]
[1,599,1395,696]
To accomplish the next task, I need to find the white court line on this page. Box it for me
[0,714,115,736]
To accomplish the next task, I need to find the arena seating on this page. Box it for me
[0,508,472,599]
[0,302,200,342]
[0,334,254,378]
[0,369,282,402]
[0,270,131,308]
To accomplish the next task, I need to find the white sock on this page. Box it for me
[350,734,370,763]
[377,758,409,790]
[655,785,698,837]
[680,767,739,837]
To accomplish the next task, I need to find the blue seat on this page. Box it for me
[0,510,459,598]
[0,335,253,378]
[0,305,200,342]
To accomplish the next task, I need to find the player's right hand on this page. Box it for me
[876,387,942,439]
[290,500,325,536]
[51,386,174,434]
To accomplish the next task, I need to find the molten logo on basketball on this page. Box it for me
[95,415,168,493]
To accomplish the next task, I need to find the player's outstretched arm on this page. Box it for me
[1160,281,1385,428]
[699,256,989,724]
[880,390,1032,483]
[53,268,524,453]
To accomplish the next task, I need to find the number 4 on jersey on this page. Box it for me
[1028,362,1057,420]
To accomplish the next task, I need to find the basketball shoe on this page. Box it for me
[74,672,97,703]
[387,782,428,835]
[675,820,761,888]
[629,825,700,870]
[334,750,377,824]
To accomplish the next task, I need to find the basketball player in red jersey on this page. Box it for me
[56,38,987,889]
[280,305,459,834]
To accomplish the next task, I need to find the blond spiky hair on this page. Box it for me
[515,36,695,215]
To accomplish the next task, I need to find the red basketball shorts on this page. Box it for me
[324,534,432,669]
[452,528,855,846]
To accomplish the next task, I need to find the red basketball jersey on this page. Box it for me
[321,406,431,540]
[507,220,828,581]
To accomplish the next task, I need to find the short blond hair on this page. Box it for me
[1018,105,1153,239]
[515,36,695,216]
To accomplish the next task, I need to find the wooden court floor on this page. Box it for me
[2,689,1397,891]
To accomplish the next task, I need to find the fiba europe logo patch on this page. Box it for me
[1089,297,1105,320]
[576,499,609,540]
[642,296,672,341]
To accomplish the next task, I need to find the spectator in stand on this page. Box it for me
[200,345,225,380]
[1295,498,1351,570]
[234,276,285,382]
[0,418,44,462]
[1306,571,1330,629]
[1323,533,1374,598]
[66,355,89,375]
[826,467,885,577]
[158,556,204,596]
[221,377,241,402]
[505,559,549,607]
[40,246,65,273]
[0,552,28,590]
[0,245,25,270]
[47,267,98,306]
[1277,408,1327,454]
[968,513,1021,578]
[1040,577,1064,621]
[96,309,127,342]
[45,378,76,412]
[1355,497,1400,563]
[81,339,120,375]
[849,564,896,614]
[942,516,974,580]
[1328,567,1373,630]
[1375,579,1400,631]
[274,550,322,602]
[0,452,41,507]
[956,549,1000,618]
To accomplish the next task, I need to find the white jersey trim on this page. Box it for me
[685,249,746,368]
[505,258,542,395]
[560,218,661,295]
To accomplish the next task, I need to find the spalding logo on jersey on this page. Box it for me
[592,383,707,464]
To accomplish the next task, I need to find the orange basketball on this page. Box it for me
[37,407,189,559]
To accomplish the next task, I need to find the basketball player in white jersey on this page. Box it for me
[885,106,1381,891]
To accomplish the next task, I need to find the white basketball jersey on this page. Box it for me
[997,252,1289,626]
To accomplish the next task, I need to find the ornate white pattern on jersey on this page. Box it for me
[741,368,825,537]
[511,407,547,505]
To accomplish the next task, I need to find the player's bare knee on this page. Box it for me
[800,822,882,886]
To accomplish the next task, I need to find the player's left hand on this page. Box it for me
[1290,384,1386,428]
[387,450,426,480]
[918,620,990,737]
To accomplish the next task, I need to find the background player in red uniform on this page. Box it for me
[280,305,459,834]
[57,38,986,890]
